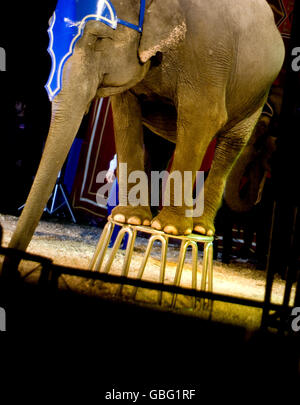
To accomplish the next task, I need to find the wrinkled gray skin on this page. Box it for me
[224,86,283,213]
[8,0,284,257]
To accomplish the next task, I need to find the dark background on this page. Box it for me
[0,2,58,211]
[0,2,57,122]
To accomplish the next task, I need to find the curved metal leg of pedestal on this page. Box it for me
[89,221,115,271]
[207,242,214,311]
[171,240,198,309]
[117,228,137,295]
[200,241,214,311]
[102,226,135,275]
[131,234,168,304]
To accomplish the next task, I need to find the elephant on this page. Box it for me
[214,85,283,265]
[5,0,284,265]
[223,85,283,213]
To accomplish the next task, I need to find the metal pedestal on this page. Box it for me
[90,218,214,310]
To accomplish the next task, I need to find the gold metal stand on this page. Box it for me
[89,218,214,310]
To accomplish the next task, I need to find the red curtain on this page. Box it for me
[72,98,115,218]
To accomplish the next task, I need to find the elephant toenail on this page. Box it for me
[194,225,206,235]
[184,229,192,235]
[128,216,142,225]
[143,219,151,226]
[151,220,162,230]
[164,225,178,235]
[114,214,126,223]
[207,229,214,236]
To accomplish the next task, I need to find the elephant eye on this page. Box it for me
[94,36,112,52]
[94,35,113,46]
[97,35,112,40]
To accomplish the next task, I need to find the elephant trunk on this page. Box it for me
[7,59,99,256]
[8,107,84,253]
[1,105,88,278]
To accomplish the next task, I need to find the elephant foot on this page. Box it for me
[151,209,193,236]
[111,205,152,226]
[193,217,215,236]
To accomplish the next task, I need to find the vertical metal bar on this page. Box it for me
[201,243,210,290]
[199,242,210,310]
[294,269,300,307]
[190,241,199,309]
[207,242,214,311]
[89,222,114,270]
[89,224,108,270]
[171,240,190,308]
[102,227,129,274]
[282,206,298,308]
[121,228,137,277]
[279,206,299,334]
[261,200,277,328]
[207,243,213,292]
[157,235,168,305]
[131,235,157,299]
[118,228,137,295]
[93,223,115,272]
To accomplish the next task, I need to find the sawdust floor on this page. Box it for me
[0,213,296,330]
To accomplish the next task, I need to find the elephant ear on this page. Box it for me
[138,0,186,63]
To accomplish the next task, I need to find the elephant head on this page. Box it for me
[6,0,186,255]
[223,86,283,213]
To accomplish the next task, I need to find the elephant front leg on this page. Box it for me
[110,92,152,226]
[151,96,226,236]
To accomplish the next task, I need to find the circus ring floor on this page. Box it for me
[0,213,296,332]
